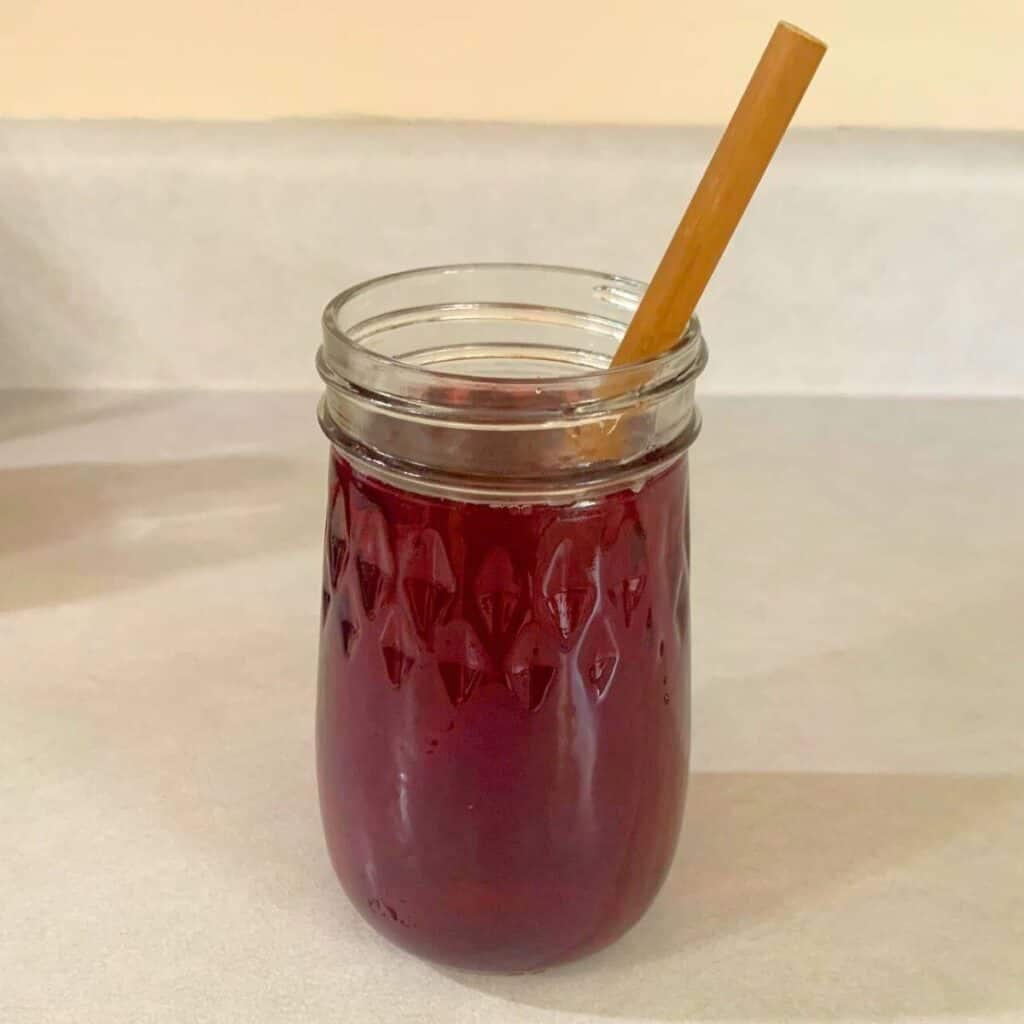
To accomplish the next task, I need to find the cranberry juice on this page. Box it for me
[317,452,691,971]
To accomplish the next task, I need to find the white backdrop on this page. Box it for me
[1,121,1021,395]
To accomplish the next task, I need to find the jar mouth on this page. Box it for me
[319,262,706,420]
[317,263,706,502]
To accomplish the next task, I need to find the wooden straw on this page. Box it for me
[612,21,826,367]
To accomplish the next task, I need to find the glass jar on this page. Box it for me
[315,264,706,972]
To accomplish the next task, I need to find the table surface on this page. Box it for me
[3,391,1022,1024]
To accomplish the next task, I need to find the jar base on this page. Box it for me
[332,863,674,974]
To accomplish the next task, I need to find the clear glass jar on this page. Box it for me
[315,264,706,972]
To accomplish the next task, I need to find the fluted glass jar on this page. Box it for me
[315,264,706,972]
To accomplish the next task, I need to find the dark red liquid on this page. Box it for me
[317,453,691,971]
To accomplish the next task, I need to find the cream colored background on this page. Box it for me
[2,0,1021,128]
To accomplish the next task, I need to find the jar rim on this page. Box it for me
[320,262,703,398]
[317,263,706,502]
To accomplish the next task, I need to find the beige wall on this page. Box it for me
[2,1,1021,129]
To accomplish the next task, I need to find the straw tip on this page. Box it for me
[776,20,828,53]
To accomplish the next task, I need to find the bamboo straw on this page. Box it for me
[612,22,826,367]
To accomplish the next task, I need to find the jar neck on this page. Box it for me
[317,264,707,503]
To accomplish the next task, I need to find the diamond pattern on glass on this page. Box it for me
[539,538,596,648]
[328,488,349,590]
[606,516,648,628]
[435,619,489,707]
[351,503,394,620]
[505,621,559,712]
[336,587,359,658]
[475,546,523,641]
[579,615,619,700]
[379,607,418,690]
[400,528,457,642]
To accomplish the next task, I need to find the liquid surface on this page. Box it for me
[317,453,691,971]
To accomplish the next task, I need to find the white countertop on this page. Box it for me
[3,391,1023,1024]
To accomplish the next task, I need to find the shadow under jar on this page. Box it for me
[315,264,707,972]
